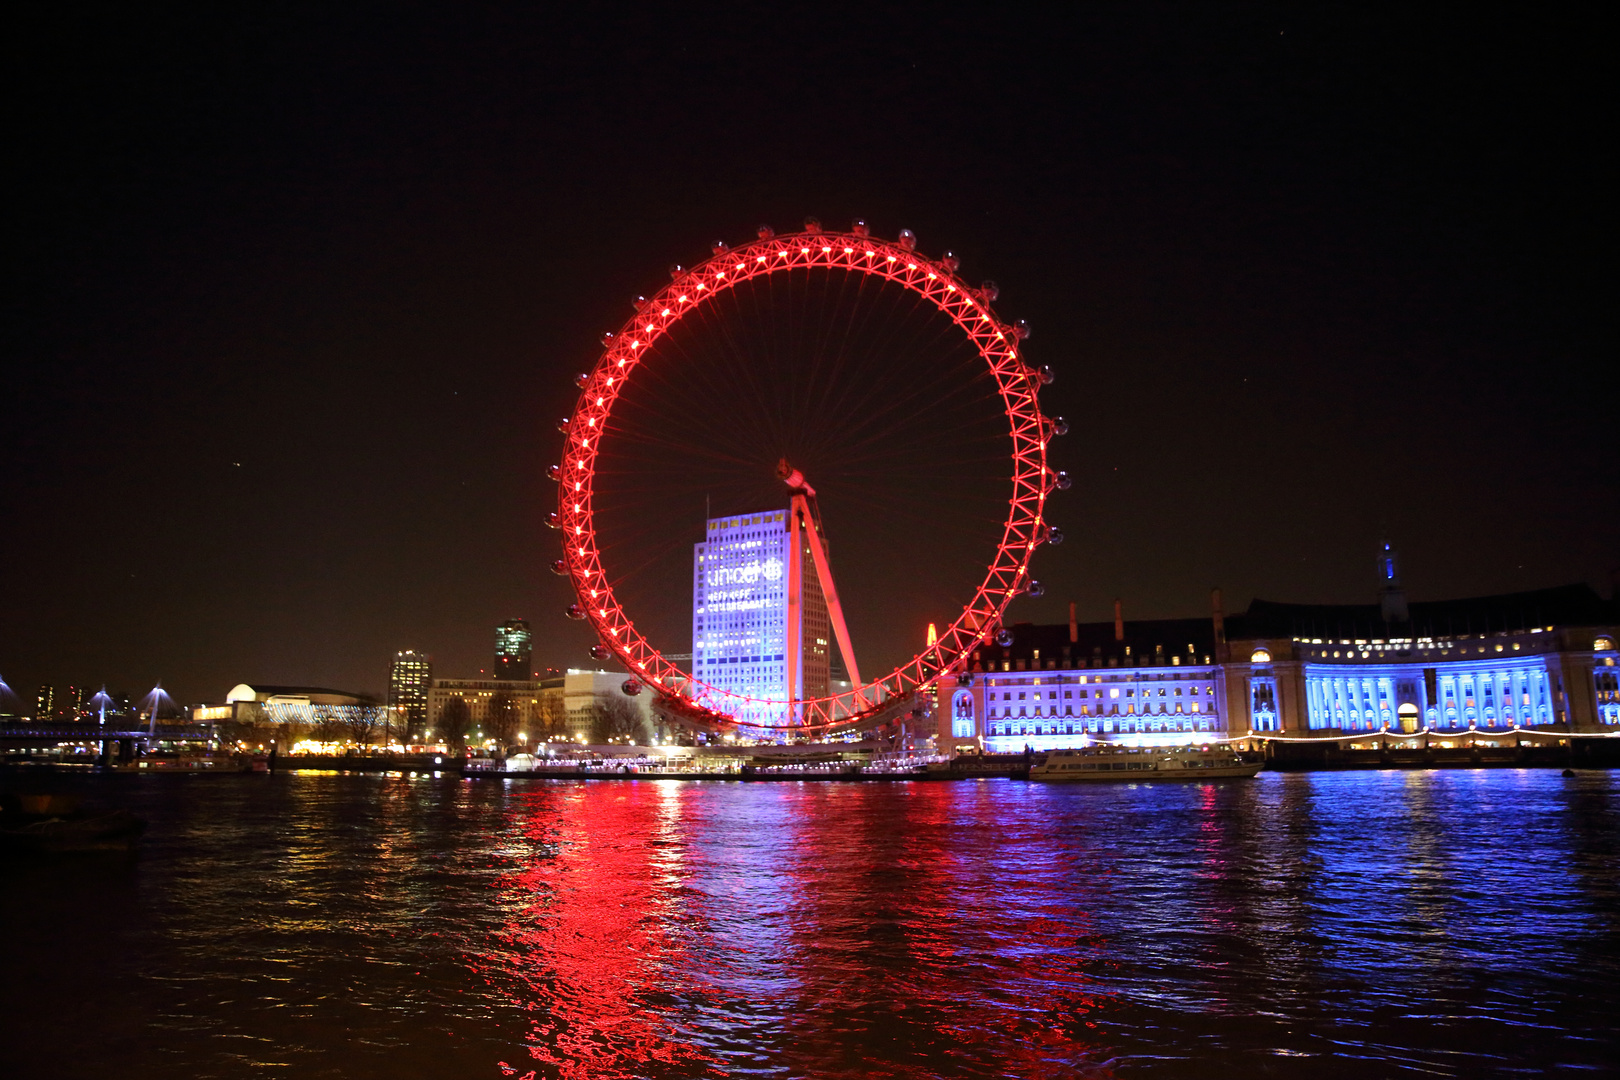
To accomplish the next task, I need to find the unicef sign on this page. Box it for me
[707,557,784,589]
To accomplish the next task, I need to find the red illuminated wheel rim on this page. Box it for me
[557,226,1057,733]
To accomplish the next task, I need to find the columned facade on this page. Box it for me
[937,584,1619,750]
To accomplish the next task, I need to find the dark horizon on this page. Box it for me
[4,6,1614,705]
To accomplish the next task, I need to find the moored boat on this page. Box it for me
[1030,746,1263,781]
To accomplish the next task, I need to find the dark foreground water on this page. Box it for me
[3,770,1617,1079]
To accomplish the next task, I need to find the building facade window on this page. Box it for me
[951,689,976,738]
[1251,674,1279,732]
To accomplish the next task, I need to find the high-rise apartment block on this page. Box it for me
[389,650,433,737]
[36,685,54,722]
[495,619,533,680]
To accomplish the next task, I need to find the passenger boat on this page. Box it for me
[1029,746,1264,781]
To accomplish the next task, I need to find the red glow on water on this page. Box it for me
[480,782,1119,1078]
[487,784,724,1079]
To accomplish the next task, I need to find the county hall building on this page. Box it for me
[940,575,1619,753]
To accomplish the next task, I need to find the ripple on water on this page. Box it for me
[0,769,1616,1078]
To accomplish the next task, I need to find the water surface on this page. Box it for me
[3,769,1616,1078]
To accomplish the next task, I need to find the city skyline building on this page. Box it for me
[941,583,1619,753]
[426,676,552,738]
[35,684,54,722]
[558,669,658,742]
[197,685,377,741]
[692,507,830,729]
[425,669,655,744]
[494,618,532,679]
[388,650,433,738]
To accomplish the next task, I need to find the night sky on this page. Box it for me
[5,5,1613,707]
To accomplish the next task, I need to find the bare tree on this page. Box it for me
[311,704,347,747]
[221,710,274,751]
[343,702,386,750]
[435,696,472,754]
[487,691,519,749]
[530,693,569,743]
[381,705,405,748]
[215,701,259,749]
[276,707,311,751]
[589,692,646,745]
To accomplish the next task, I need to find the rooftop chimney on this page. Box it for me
[1114,598,1124,642]
[1068,602,1078,643]
[1212,587,1226,645]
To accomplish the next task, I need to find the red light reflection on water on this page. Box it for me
[479,782,1119,1079]
[483,782,724,1079]
[739,785,1114,1078]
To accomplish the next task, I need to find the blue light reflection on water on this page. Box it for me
[1,769,1615,1078]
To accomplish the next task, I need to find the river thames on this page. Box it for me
[3,769,1616,1078]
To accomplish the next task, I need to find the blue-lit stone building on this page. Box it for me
[946,607,1226,753]
[692,508,830,729]
[942,583,1619,752]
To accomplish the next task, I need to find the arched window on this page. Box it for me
[951,690,975,738]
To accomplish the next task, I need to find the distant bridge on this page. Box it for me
[0,724,213,743]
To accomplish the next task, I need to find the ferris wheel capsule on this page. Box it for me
[852,219,870,237]
[547,464,562,481]
[996,627,1015,647]
[1054,470,1072,491]
[957,671,975,687]
[1014,319,1032,340]
[898,229,917,250]
[556,417,571,432]
[1047,527,1065,546]
[980,280,999,302]
[574,372,589,388]
[621,679,642,697]
[1026,580,1045,598]
[550,559,568,575]
[668,264,685,279]
[1038,365,1055,385]
[589,644,611,661]
[565,603,586,620]
[803,216,822,233]
[757,224,774,239]
[711,240,729,255]
[633,295,648,310]
[545,512,561,529]
[941,251,960,271]
[1051,416,1069,436]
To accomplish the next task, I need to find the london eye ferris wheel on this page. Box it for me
[551,219,1068,736]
